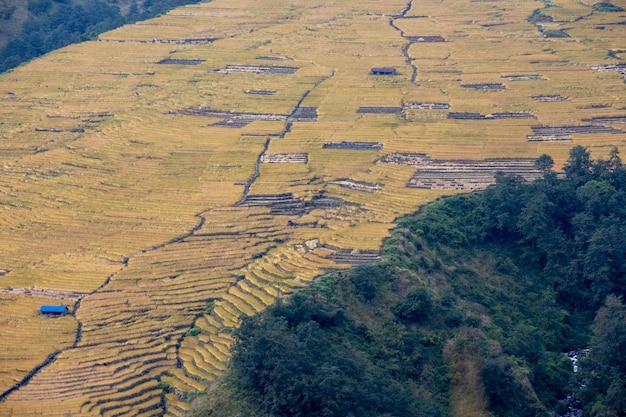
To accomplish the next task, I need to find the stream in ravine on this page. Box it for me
[557,349,590,417]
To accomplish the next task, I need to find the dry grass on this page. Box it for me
[449,355,490,417]
[0,294,77,394]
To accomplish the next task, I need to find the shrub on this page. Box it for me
[350,267,380,301]
[543,29,569,38]
[593,2,624,11]
[392,286,433,322]
[157,381,172,393]
[184,327,201,337]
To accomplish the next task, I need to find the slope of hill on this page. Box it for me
[0,0,205,73]
[0,0,625,414]
[194,147,626,417]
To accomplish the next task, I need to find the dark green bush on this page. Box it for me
[184,327,201,337]
[392,286,433,322]
[593,2,624,11]
[157,380,173,393]
[543,29,570,38]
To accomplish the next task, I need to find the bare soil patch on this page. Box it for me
[326,248,382,264]
[239,193,347,215]
[379,153,542,190]
[100,38,217,44]
[357,107,403,114]
[404,102,450,110]
[528,124,624,141]
[584,115,626,124]
[531,95,568,102]
[448,112,535,120]
[0,287,88,302]
[214,65,298,74]
[245,89,276,95]
[157,59,206,65]
[461,83,506,90]
[328,179,382,193]
[502,74,545,81]
[323,141,383,150]
[261,153,308,163]
[407,35,446,43]
[173,106,288,127]
[591,63,626,79]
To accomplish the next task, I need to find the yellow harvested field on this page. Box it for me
[0,294,77,394]
[0,0,625,414]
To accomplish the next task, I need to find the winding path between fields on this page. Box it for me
[390,0,419,85]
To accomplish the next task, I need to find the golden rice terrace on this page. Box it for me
[0,0,624,415]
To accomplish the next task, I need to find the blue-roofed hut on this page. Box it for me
[40,305,68,316]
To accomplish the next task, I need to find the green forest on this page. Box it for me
[190,146,626,417]
[0,0,205,73]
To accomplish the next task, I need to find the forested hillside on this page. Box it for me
[0,0,204,73]
[192,146,626,417]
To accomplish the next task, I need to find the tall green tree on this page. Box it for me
[583,295,626,417]
[535,154,555,174]
[564,145,594,184]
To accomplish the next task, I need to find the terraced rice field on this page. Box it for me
[0,0,624,414]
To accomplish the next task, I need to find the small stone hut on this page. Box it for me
[371,67,396,75]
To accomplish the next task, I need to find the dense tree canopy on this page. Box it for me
[583,295,626,416]
[191,146,626,417]
[231,296,421,417]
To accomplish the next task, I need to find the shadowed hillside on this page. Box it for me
[0,0,205,73]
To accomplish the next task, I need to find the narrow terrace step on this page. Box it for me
[327,249,382,265]
[194,315,220,334]
[208,335,233,358]
[98,390,161,417]
[357,106,402,114]
[194,343,228,371]
[162,369,201,392]
[164,398,188,417]
[461,83,506,90]
[164,396,188,417]
[403,102,450,110]
[583,115,626,124]
[214,64,298,74]
[88,380,157,407]
[228,285,268,311]
[238,280,276,305]
[261,153,309,163]
[182,350,221,379]
[245,269,275,287]
[531,124,624,135]
[246,273,281,297]
[531,95,568,102]
[211,304,240,327]
[220,292,256,317]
